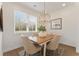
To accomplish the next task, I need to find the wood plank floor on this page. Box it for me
[3,44,79,56]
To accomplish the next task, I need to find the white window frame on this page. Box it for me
[14,10,37,33]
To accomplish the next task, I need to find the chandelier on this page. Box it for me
[38,2,50,26]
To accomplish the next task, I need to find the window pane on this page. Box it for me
[28,15,37,31]
[15,11,37,32]
[15,11,28,31]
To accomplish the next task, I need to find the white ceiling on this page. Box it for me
[20,2,74,14]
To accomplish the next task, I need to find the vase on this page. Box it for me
[38,31,47,37]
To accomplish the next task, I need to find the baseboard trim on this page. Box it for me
[60,42,76,48]
[3,45,22,53]
[3,47,23,54]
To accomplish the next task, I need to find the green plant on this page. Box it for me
[38,25,46,32]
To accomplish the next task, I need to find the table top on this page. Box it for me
[37,34,54,44]
[28,34,61,45]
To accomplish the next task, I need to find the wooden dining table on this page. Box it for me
[36,34,54,56]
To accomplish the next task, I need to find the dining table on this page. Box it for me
[29,34,55,56]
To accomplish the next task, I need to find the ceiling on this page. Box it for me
[20,2,74,14]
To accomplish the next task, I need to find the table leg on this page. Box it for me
[43,43,46,56]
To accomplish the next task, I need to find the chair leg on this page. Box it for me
[40,50,43,56]
[56,49,59,56]
[53,50,56,56]
[24,51,26,56]
[57,47,64,56]
[51,49,58,56]
[60,48,64,56]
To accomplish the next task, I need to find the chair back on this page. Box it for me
[47,35,61,50]
[21,37,38,54]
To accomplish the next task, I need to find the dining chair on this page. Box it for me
[21,37,42,56]
[46,35,61,56]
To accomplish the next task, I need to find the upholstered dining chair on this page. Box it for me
[21,37,42,56]
[46,35,61,56]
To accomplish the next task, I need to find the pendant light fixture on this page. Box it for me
[39,2,50,26]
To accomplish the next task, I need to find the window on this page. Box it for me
[14,11,37,33]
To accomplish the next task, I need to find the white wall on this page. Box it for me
[75,3,79,53]
[2,2,39,52]
[47,4,79,52]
